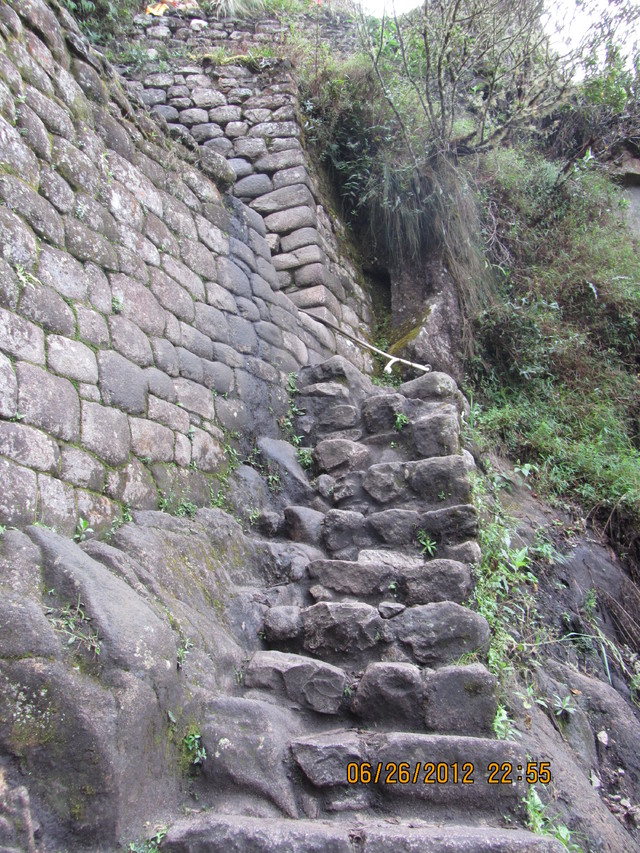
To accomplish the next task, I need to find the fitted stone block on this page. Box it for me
[0,306,45,364]
[36,474,76,536]
[149,267,194,323]
[180,238,218,280]
[17,362,79,441]
[0,114,39,187]
[190,427,223,472]
[107,151,164,217]
[264,205,317,234]
[173,377,215,419]
[64,216,119,270]
[217,257,251,297]
[255,148,305,173]
[0,175,64,246]
[51,136,100,195]
[195,215,229,255]
[105,458,158,509]
[81,401,131,466]
[0,351,17,418]
[0,208,38,271]
[150,337,179,376]
[234,136,267,159]
[144,367,176,403]
[194,302,229,344]
[37,245,87,301]
[47,335,98,383]
[235,174,273,199]
[0,421,60,473]
[148,395,190,433]
[108,316,153,368]
[97,350,148,415]
[60,445,105,491]
[19,282,75,337]
[162,255,205,301]
[0,457,37,527]
[109,274,166,337]
[191,87,226,108]
[250,184,313,215]
[129,417,174,462]
[249,120,300,138]
[423,664,498,736]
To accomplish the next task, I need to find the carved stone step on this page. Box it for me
[164,813,564,852]
[269,600,490,668]
[322,503,479,561]
[307,557,472,606]
[350,661,497,736]
[290,729,530,820]
[244,649,347,714]
[362,456,472,508]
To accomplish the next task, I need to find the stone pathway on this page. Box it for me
[165,356,563,851]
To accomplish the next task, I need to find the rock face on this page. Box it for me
[0,3,636,853]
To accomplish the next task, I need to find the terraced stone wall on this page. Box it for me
[0,0,357,536]
[124,7,375,372]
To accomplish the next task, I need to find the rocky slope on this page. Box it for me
[0,2,639,851]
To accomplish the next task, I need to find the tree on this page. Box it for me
[355,0,640,161]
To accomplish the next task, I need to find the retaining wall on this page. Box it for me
[0,0,367,535]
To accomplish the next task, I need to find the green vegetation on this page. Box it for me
[176,637,193,670]
[46,594,102,658]
[393,412,409,432]
[126,826,167,853]
[525,787,583,852]
[73,518,93,543]
[470,473,542,680]
[296,0,640,557]
[183,724,207,767]
[469,150,640,549]
[416,529,437,557]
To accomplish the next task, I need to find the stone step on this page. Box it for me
[307,556,472,606]
[362,456,472,509]
[243,649,347,715]
[164,813,564,852]
[322,505,478,561]
[262,600,490,668]
[350,661,497,736]
[290,730,530,820]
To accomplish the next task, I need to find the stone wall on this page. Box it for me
[0,0,364,536]
[124,7,374,371]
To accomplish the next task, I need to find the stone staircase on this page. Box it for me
[165,357,562,851]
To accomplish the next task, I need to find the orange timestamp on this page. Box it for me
[346,761,551,786]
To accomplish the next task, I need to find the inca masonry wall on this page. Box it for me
[0,0,372,537]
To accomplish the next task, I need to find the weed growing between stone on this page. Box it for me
[525,787,583,852]
[126,825,167,853]
[416,529,437,558]
[45,594,102,658]
[182,724,207,768]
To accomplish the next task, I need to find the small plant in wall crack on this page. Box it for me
[183,724,207,768]
[46,594,102,658]
[416,529,437,557]
[74,517,93,542]
[394,412,409,432]
[177,637,193,670]
[525,787,581,851]
[297,447,313,470]
[127,826,168,853]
